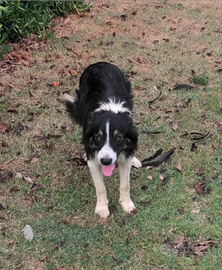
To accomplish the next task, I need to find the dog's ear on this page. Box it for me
[88,112,94,124]
[126,125,138,151]
[83,113,96,144]
[126,126,138,143]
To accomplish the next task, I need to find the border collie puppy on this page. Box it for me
[64,62,141,218]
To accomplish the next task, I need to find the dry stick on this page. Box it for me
[141,147,176,167]
[148,86,162,104]
[0,158,15,168]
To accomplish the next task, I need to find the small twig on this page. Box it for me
[0,158,15,168]
[148,86,162,104]
[173,84,195,91]
[180,131,210,141]
[141,149,163,164]
[141,148,176,167]
[141,129,162,135]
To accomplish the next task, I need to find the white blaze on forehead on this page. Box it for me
[95,98,131,114]
[97,121,117,164]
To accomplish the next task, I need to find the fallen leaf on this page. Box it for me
[164,235,214,257]
[7,108,18,114]
[194,183,204,194]
[120,14,128,21]
[44,141,56,151]
[194,182,211,195]
[24,154,40,164]
[70,69,77,75]
[172,121,180,131]
[0,170,13,183]
[31,157,39,163]
[1,141,9,147]
[170,26,177,31]
[176,163,182,172]
[0,203,5,210]
[162,237,174,255]
[52,240,65,250]
[159,175,164,181]
[0,121,12,133]
[52,81,60,87]
[192,239,214,256]
[174,235,185,248]
[173,84,195,91]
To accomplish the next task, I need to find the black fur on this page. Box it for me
[65,62,138,160]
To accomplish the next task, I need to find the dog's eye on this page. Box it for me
[115,134,123,141]
[94,134,102,141]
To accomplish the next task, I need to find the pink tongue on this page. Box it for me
[102,164,115,177]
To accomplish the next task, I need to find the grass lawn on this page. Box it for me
[1,1,222,269]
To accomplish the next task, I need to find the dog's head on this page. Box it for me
[83,111,138,176]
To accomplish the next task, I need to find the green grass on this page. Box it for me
[192,74,209,86]
[1,1,222,269]
[0,0,91,57]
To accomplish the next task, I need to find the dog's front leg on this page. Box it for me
[87,160,110,218]
[118,156,136,213]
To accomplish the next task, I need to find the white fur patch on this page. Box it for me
[63,94,75,103]
[132,156,142,168]
[97,122,117,164]
[95,98,131,114]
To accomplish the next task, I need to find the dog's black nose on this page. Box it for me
[100,158,112,166]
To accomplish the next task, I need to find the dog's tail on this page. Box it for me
[63,94,82,125]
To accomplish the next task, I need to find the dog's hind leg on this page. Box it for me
[132,156,142,168]
[118,156,136,214]
[87,160,110,218]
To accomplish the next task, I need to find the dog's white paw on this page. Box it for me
[83,153,87,162]
[132,156,142,168]
[120,199,136,214]
[95,204,110,219]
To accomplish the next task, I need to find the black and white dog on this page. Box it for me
[64,62,141,218]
